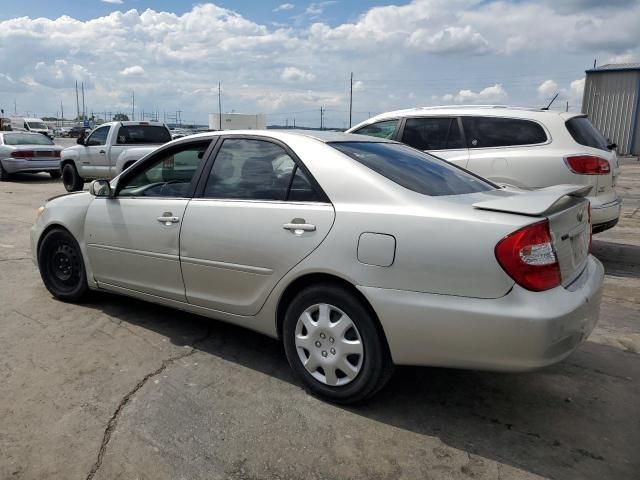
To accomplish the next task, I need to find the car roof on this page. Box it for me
[360,105,584,124]
[179,129,397,144]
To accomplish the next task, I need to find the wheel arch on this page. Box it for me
[275,272,392,357]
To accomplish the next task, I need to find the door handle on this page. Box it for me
[99,150,106,154]
[283,222,316,233]
[157,215,180,225]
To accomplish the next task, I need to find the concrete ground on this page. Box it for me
[0,148,638,480]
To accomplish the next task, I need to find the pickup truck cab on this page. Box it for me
[60,121,171,191]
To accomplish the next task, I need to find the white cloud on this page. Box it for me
[407,25,489,54]
[281,66,315,81]
[101,0,123,4]
[537,79,559,99]
[306,1,337,16]
[273,3,295,12]
[442,84,508,104]
[120,65,145,77]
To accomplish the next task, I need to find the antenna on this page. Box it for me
[542,93,559,110]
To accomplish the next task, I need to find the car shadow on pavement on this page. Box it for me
[4,172,61,184]
[85,291,640,480]
[591,240,640,278]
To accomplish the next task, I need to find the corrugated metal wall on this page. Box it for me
[582,70,640,155]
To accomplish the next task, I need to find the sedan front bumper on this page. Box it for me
[359,255,604,371]
[1,158,61,174]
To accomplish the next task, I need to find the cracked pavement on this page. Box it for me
[0,152,638,480]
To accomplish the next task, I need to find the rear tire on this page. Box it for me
[283,283,393,404]
[62,163,84,192]
[49,170,61,179]
[37,229,88,302]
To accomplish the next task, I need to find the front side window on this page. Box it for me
[3,133,53,146]
[26,121,47,130]
[353,120,399,139]
[204,138,318,201]
[331,142,493,196]
[118,141,210,197]
[401,117,464,151]
[116,125,172,145]
[565,116,609,151]
[86,126,109,146]
[462,117,547,148]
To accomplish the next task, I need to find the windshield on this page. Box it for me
[331,142,493,196]
[565,116,609,151]
[27,122,47,130]
[3,133,54,146]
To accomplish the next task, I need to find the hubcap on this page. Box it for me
[294,303,364,387]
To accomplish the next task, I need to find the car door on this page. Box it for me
[84,139,213,301]
[398,117,469,166]
[179,136,335,316]
[78,125,110,178]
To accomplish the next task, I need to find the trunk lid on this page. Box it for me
[474,185,591,286]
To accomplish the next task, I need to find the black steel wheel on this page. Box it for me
[38,228,88,302]
[62,163,84,192]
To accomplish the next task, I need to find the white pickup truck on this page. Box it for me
[60,121,172,191]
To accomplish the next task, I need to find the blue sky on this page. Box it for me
[1,1,639,127]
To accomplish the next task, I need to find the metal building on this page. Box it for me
[582,63,640,156]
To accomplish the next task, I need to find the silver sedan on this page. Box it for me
[0,132,63,180]
[31,130,603,403]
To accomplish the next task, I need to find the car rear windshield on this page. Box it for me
[3,133,54,145]
[116,125,171,145]
[565,116,609,151]
[331,142,493,196]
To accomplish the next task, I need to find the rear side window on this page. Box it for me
[116,126,171,145]
[565,116,609,151]
[352,120,398,139]
[402,117,464,150]
[331,142,493,196]
[462,117,547,148]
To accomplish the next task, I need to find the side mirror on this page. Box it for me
[76,136,85,145]
[90,179,112,197]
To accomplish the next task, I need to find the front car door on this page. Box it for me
[179,136,335,316]
[398,116,469,166]
[79,125,110,178]
[84,139,213,301]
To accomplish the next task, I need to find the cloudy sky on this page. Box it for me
[1,0,639,127]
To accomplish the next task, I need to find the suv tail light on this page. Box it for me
[495,220,561,292]
[10,150,35,158]
[565,155,610,175]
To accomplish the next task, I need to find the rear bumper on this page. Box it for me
[359,255,604,371]
[590,195,622,232]
[1,158,61,174]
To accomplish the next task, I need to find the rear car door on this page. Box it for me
[398,117,469,166]
[179,136,335,316]
[79,125,110,178]
[84,139,213,301]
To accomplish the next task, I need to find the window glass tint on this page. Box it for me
[353,120,398,139]
[118,142,209,197]
[26,122,47,130]
[116,125,171,145]
[204,139,297,201]
[86,126,109,146]
[3,133,53,145]
[288,166,322,202]
[331,142,493,196]
[462,117,547,148]
[402,117,464,150]
[565,116,609,151]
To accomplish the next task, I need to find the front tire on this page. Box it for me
[37,229,88,302]
[283,283,393,404]
[62,163,84,192]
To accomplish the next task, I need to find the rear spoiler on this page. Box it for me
[473,184,592,216]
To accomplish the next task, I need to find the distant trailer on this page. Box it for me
[208,113,266,131]
[582,63,640,156]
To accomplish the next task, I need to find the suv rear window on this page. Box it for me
[116,126,171,145]
[565,116,609,151]
[331,142,493,196]
[462,117,547,148]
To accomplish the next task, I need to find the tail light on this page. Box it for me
[495,220,561,292]
[54,151,61,157]
[10,150,35,158]
[565,155,610,175]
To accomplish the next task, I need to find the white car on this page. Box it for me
[32,130,602,403]
[348,106,622,233]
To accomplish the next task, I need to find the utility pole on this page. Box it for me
[75,81,80,121]
[320,106,324,130]
[132,90,135,121]
[81,82,86,120]
[293,117,296,128]
[566,101,569,112]
[60,101,64,122]
[349,72,353,128]
[218,82,222,131]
